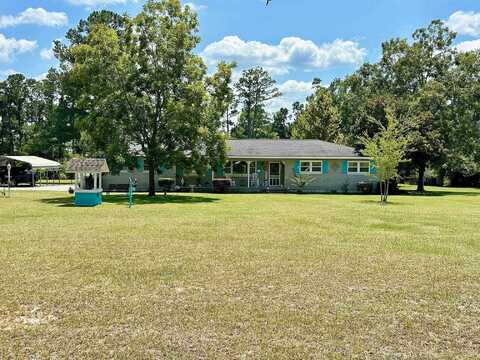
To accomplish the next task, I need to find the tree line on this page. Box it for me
[1,0,479,194]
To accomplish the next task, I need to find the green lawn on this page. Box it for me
[1,187,480,358]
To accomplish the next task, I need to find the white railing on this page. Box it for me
[269,176,281,187]
[227,174,258,188]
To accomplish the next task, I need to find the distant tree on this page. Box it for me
[22,69,80,161]
[291,81,341,142]
[206,61,236,134]
[234,67,281,138]
[380,21,456,191]
[272,107,290,139]
[362,109,408,203]
[331,21,465,192]
[0,74,31,154]
[231,107,277,139]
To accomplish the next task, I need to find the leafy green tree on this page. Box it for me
[272,108,290,139]
[231,107,277,139]
[206,61,236,134]
[22,69,79,161]
[331,21,469,192]
[362,109,408,203]
[234,67,281,138]
[379,21,456,191]
[291,82,341,142]
[439,51,480,183]
[0,74,32,154]
[59,0,227,196]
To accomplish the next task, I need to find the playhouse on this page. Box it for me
[66,159,109,206]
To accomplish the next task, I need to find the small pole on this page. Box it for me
[128,177,133,208]
[7,163,11,198]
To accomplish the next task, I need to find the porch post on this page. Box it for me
[99,173,102,190]
[94,172,98,190]
[247,161,251,188]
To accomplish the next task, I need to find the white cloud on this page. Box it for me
[184,2,207,12]
[202,36,366,75]
[268,80,314,113]
[278,80,313,94]
[35,72,49,81]
[456,39,480,52]
[0,8,68,28]
[446,11,480,37]
[0,69,18,79]
[40,48,55,61]
[0,33,37,63]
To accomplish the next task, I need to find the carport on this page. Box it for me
[0,155,61,186]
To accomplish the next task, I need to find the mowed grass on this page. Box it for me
[1,187,480,358]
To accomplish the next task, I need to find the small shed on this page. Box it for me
[66,159,109,206]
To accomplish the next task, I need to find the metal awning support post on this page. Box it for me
[247,161,251,188]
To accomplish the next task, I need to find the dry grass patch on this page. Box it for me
[1,186,480,358]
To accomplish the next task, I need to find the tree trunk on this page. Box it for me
[379,181,384,202]
[417,162,426,192]
[226,106,230,135]
[148,158,156,197]
[385,181,390,203]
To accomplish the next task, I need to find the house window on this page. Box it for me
[300,160,323,174]
[225,161,256,175]
[225,161,233,175]
[311,161,323,173]
[348,161,370,175]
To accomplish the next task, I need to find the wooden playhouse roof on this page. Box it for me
[66,159,109,173]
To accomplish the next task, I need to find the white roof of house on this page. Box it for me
[227,139,368,159]
[0,156,61,170]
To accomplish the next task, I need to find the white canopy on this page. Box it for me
[0,156,61,171]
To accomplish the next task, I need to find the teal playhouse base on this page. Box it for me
[74,190,103,207]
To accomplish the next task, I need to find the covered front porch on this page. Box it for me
[215,160,288,191]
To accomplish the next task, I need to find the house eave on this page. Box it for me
[227,156,372,160]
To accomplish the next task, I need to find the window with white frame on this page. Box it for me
[224,161,256,175]
[348,161,370,174]
[300,160,323,174]
[224,161,233,175]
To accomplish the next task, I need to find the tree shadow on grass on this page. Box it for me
[358,199,408,206]
[400,189,480,197]
[39,194,220,207]
[103,194,220,205]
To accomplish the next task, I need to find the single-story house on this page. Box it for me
[102,139,378,193]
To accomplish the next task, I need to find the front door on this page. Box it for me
[269,162,281,187]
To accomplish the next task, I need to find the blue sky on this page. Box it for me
[1,0,480,111]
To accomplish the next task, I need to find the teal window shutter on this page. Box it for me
[216,163,225,177]
[257,161,264,177]
[207,165,213,179]
[136,158,144,172]
[370,161,377,174]
[293,160,300,175]
[176,166,184,177]
[322,160,329,174]
[341,160,348,174]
